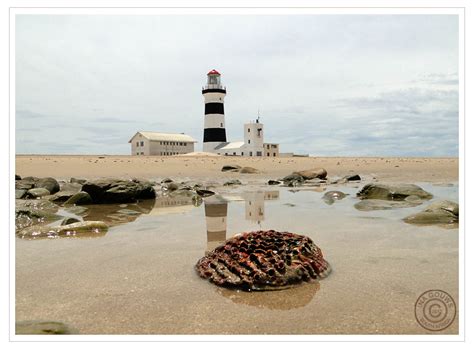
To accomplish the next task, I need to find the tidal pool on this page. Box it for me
[15,182,459,334]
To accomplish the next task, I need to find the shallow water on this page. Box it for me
[15,182,459,334]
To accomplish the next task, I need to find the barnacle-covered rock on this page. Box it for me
[195,230,331,291]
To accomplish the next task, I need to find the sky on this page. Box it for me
[15,14,459,156]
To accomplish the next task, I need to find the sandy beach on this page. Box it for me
[15,155,459,183]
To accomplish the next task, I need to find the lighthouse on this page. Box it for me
[202,69,227,152]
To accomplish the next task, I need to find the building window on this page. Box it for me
[225,153,228,156]
[136,152,139,155]
[273,153,276,156]
[248,140,250,144]
[140,141,144,146]
[248,128,250,132]
[233,152,236,155]
[136,141,139,146]
[141,152,144,155]
[241,152,244,156]
[267,152,270,156]
[249,151,252,156]
[183,142,187,146]
[257,151,262,156]
[221,123,223,127]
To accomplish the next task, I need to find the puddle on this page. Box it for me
[15,182,459,334]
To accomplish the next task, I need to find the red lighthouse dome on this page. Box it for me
[207,69,221,75]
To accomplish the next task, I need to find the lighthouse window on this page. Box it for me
[248,140,250,144]
[248,128,250,132]
[220,123,223,127]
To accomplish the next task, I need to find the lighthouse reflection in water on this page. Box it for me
[204,191,279,252]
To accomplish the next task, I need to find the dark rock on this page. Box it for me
[403,200,459,225]
[164,182,179,191]
[15,178,37,190]
[64,191,93,205]
[240,166,259,174]
[26,188,50,198]
[35,177,60,194]
[357,183,433,201]
[196,189,215,197]
[16,321,76,335]
[293,168,327,180]
[281,174,305,187]
[221,165,241,172]
[81,178,156,204]
[70,177,87,185]
[46,191,77,203]
[223,179,242,186]
[17,221,109,239]
[345,174,361,181]
[61,217,81,225]
[322,191,347,205]
[161,178,173,183]
[15,174,21,180]
[268,180,281,185]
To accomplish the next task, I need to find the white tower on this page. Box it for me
[202,69,227,152]
[244,119,264,156]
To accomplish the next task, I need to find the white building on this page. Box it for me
[128,131,197,156]
[201,70,280,157]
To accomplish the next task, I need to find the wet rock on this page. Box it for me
[322,191,347,205]
[163,182,179,191]
[15,174,21,180]
[196,189,215,197]
[81,178,156,204]
[223,179,242,186]
[35,177,60,194]
[26,188,51,198]
[281,174,305,187]
[221,165,241,172]
[15,178,37,190]
[15,200,62,231]
[45,191,77,203]
[161,178,173,183]
[268,180,281,185]
[240,166,259,174]
[403,200,459,225]
[345,174,361,181]
[16,321,75,335]
[293,168,327,180]
[60,182,82,193]
[61,217,81,225]
[64,191,93,205]
[17,221,109,239]
[70,177,87,185]
[354,198,423,211]
[196,230,331,291]
[15,189,27,199]
[357,183,433,201]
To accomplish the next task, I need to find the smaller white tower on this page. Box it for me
[243,118,264,156]
[204,200,228,252]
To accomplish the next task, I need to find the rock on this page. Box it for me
[357,183,433,201]
[26,188,50,198]
[196,189,215,197]
[239,166,259,174]
[15,174,21,180]
[15,189,27,199]
[161,178,173,183]
[60,182,82,192]
[61,217,81,225]
[221,165,241,172]
[345,174,361,181]
[81,178,156,204]
[35,177,60,194]
[322,191,347,205]
[64,191,93,205]
[16,321,75,335]
[45,191,78,203]
[268,180,281,185]
[281,174,305,187]
[70,177,87,185]
[15,178,37,190]
[163,182,179,191]
[293,168,327,180]
[223,179,242,186]
[17,221,109,239]
[15,200,62,231]
[403,200,459,225]
[354,198,423,211]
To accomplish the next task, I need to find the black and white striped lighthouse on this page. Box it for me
[202,69,227,152]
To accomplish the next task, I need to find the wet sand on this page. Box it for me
[15,155,458,183]
[14,156,459,335]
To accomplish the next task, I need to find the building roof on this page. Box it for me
[214,141,245,150]
[207,69,221,75]
[128,131,197,143]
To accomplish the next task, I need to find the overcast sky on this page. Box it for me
[15,14,459,156]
